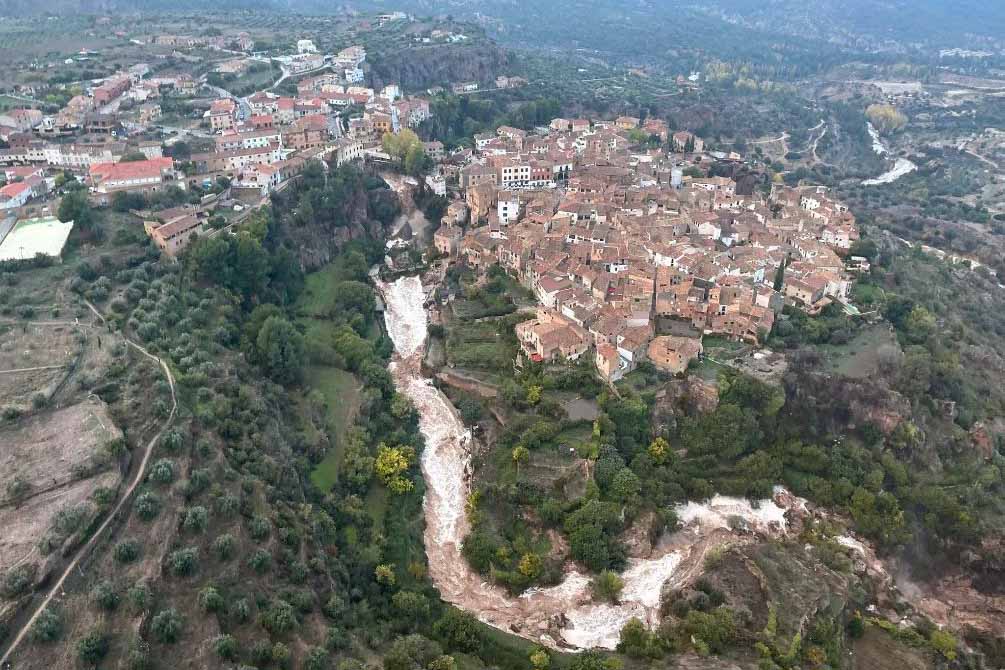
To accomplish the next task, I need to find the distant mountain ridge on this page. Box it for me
[691,0,1005,48]
[1,0,1001,51]
[0,0,275,14]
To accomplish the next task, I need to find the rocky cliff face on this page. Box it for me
[271,167,401,271]
[368,43,510,92]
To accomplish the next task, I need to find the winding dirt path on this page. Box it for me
[963,148,1000,171]
[0,365,65,375]
[750,132,789,145]
[0,304,178,667]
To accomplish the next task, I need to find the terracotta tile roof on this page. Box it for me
[89,157,174,183]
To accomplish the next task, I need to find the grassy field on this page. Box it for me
[553,421,593,449]
[306,366,360,492]
[445,318,519,373]
[298,263,368,492]
[819,323,898,379]
[297,263,343,316]
[689,356,725,382]
[702,335,750,355]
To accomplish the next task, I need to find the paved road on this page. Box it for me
[267,62,329,92]
[0,304,178,668]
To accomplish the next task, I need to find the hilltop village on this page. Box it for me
[0,21,859,385]
[432,118,861,381]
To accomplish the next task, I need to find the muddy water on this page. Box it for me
[381,171,433,243]
[379,275,799,649]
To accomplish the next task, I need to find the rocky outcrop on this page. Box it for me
[847,386,911,435]
[368,44,510,92]
[969,422,994,460]
[653,376,719,432]
[272,167,400,271]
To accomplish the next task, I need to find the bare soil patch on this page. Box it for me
[0,399,124,580]
[0,322,85,408]
[852,626,932,670]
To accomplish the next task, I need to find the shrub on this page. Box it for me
[323,594,346,619]
[127,581,151,612]
[432,609,481,653]
[385,634,444,670]
[250,640,273,665]
[150,608,183,643]
[617,617,663,658]
[183,468,211,498]
[929,629,958,661]
[77,628,110,664]
[591,570,625,603]
[2,564,35,597]
[392,591,431,622]
[166,547,199,576]
[304,646,330,670]
[212,533,236,560]
[134,491,161,521]
[215,494,239,517]
[272,642,291,666]
[213,634,239,660]
[199,585,224,613]
[6,476,30,502]
[457,397,484,425]
[261,599,296,635]
[248,548,272,573]
[291,589,315,613]
[149,459,175,485]
[247,514,271,540]
[92,486,115,507]
[30,606,63,643]
[231,598,251,623]
[114,538,141,563]
[530,648,550,670]
[125,637,151,670]
[92,580,121,610]
[847,612,865,638]
[160,430,183,452]
[182,506,209,533]
[326,626,349,651]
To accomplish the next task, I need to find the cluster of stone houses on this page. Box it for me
[436,118,859,383]
[0,65,196,167]
[196,93,425,202]
[0,29,439,263]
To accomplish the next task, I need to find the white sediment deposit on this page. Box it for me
[862,122,917,185]
[380,275,805,649]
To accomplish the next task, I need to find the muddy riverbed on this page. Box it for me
[379,275,808,649]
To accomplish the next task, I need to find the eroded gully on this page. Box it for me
[378,275,814,650]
